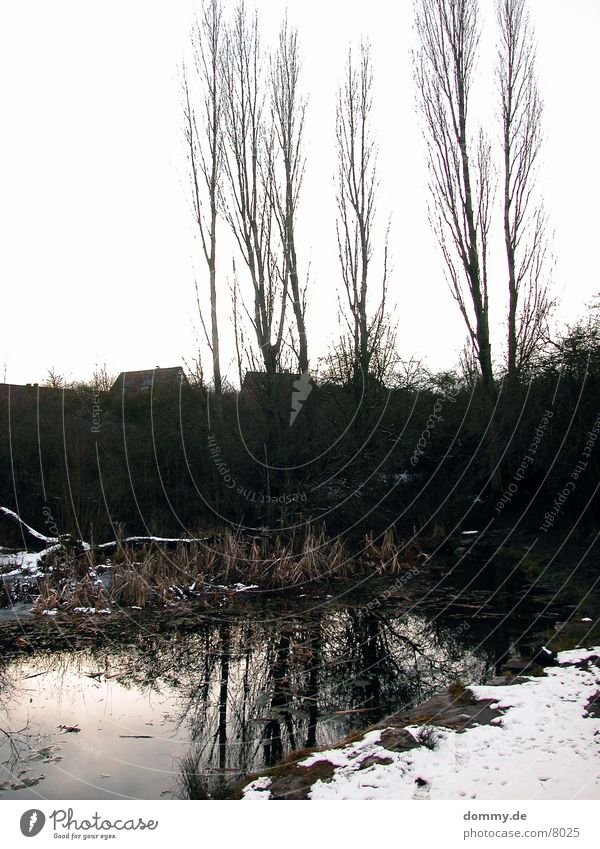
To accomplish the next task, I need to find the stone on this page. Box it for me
[380,728,420,753]
[359,755,394,770]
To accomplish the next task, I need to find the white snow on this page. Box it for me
[1,504,209,551]
[244,648,600,801]
[0,544,62,578]
[242,776,273,799]
[96,535,208,549]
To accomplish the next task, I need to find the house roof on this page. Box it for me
[0,383,65,402]
[110,367,187,394]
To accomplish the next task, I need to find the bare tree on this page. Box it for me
[183,0,224,415]
[497,0,553,378]
[414,0,494,395]
[221,1,288,375]
[335,43,390,397]
[44,368,67,390]
[394,355,428,392]
[270,19,309,374]
[92,362,114,393]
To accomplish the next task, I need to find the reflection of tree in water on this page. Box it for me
[320,609,487,728]
[122,606,487,783]
[0,662,37,774]
[261,629,295,765]
[0,604,488,791]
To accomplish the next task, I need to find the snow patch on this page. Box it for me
[242,776,272,800]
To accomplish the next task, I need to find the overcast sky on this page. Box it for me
[1,0,598,386]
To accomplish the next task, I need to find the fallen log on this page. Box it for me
[0,506,58,551]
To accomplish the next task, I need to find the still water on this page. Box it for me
[0,571,570,799]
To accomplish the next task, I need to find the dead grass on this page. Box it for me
[31,525,421,612]
[447,680,476,705]
[30,542,109,613]
[176,749,209,800]
[414,725,440,750]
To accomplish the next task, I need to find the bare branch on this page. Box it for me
[497,0,554,377]
[270,18,309,373]
[221,1,289,375]
[414,0,494,393]
[335,43,395,393]
[183,0,224,406]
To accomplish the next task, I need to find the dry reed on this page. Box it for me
[31,525,420,612]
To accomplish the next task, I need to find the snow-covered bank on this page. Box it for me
[0,508,262,613]
[243,648,600,800]
[0,545,61,578]
[1,543,261,615]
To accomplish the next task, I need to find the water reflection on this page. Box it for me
[0,601,504,799]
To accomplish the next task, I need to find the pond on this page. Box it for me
[0,558,592,800]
